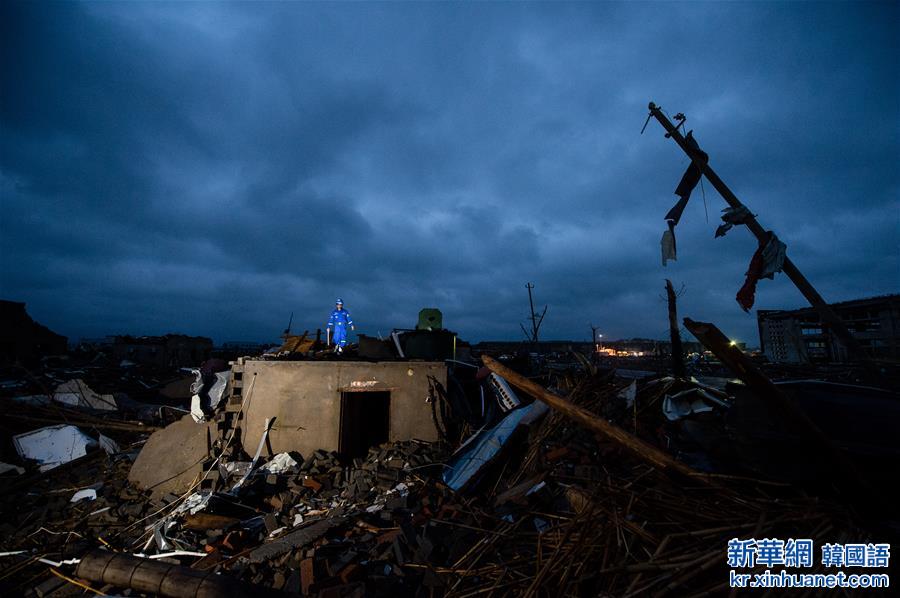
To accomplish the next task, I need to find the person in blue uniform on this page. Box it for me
[327,298,354,353]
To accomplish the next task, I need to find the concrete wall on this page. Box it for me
[128,414,216,499]
[237,361,444,458]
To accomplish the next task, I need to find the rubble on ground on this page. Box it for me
[2,347,890,597]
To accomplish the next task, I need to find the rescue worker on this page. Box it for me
[326,298,354,354]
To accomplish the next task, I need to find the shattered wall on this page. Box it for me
[128,415,217,499]
[237,360,444,458]
[129,360,444,499]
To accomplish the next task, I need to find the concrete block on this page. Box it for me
[128,415,216,500]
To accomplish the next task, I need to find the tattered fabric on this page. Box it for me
[664,130,709,225]
[736,232,787,311]
[661,220,677,266]
[715,205,752,238]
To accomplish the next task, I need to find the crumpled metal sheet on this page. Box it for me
[13,424,97,472]
[443,400,549,491]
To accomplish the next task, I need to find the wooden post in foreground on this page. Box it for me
[481,355,711,485]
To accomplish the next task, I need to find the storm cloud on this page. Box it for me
[1,1,897,346]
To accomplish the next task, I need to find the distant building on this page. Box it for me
[113,334,213,367]
[0,300,68,363]
[757,294,900,363]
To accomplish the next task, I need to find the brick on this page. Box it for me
[300,557,315,595]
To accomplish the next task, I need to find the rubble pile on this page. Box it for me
[0,437,460,596]
[0,437,158,595]
[0,446,146,547]
[441,370,870,596]
[123,440,453,596]
[0,357,888,597]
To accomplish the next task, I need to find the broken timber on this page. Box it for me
[481,355,712,485]
[683,318,878,505]
[665,279,686,378]
[249,515,351,563]
[647,102,870,365]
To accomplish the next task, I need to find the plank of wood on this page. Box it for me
[249,516,350,563]
[481,355,711,484]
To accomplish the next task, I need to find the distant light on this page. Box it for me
[729,340,737,347]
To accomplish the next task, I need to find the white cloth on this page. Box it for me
[760,235,787,279]
[661,229,677,266]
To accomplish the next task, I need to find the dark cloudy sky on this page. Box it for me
[1,1,897,347]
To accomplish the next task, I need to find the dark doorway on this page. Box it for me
[339,391,391,458]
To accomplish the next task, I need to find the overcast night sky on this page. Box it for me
[1,1,898,347]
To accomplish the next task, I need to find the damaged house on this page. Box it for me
[129,358,446,499]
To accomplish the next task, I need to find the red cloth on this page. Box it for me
[736,234,771,312]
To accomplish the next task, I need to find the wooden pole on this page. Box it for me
[5,412,161,433]
[481,355,712,485]
[526,282,538,342]
[665,280,686,378]
[647,102,869,364]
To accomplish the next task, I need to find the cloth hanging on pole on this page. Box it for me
[664,195,690,226]
[664,131,709,225]
[759,234,787,279]
[736,232,787,311]
[715,205,753,238]
[661,220,677,266]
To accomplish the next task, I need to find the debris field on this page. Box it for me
[1,349,884,598]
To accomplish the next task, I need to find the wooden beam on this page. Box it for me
[5,412,161,433]
[481,355,711,485]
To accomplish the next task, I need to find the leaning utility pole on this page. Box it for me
[524,283,547,343]
[665,280,686,378]
[282,311,294,337]
[647,102,869,363]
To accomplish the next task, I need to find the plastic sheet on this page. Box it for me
[13,425,98,472]
[53,379,118,411]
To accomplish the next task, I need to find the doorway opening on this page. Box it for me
[339,391,390,458]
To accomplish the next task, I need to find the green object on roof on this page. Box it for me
[416,308,443,331]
